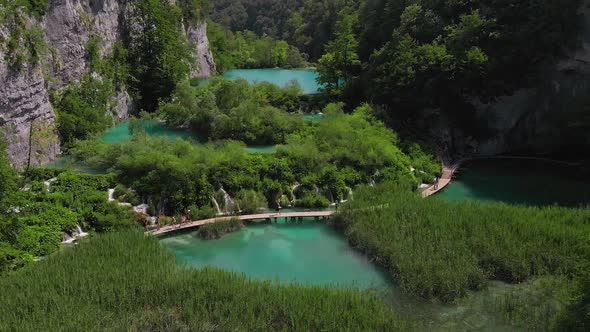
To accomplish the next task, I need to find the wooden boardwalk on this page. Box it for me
[150,211,335,236]
[421,165,458,198]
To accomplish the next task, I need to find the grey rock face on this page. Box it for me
[43,0,90,86]
[109,90,134,121]
[187,21,216,79]
[0,57,60,169]
[1,0,215,169]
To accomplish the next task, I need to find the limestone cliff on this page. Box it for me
[0,0,215,169]
[187,21,216,79]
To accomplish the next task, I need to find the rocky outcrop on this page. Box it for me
[43,0,125,86]
[187,21,216,78]
[1,0,216,169]
[109,90,134,121]
[0,58,60,169]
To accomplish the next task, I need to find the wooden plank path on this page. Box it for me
[421,165,458,198]
[150,211,335,236]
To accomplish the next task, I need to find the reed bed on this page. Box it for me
[197,217,244,239]
[0,231,409,331]
[335,183,590,303]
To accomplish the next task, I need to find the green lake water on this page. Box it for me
[160,218,390,288]
[160,218,516,331]
[101,121,201,143]
[223,68,322,94]
[437,159,590,207]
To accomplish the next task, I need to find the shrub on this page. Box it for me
[197,218,243,240]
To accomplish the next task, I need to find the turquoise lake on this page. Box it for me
[437,159,590,207]
[160,218,391,288]
[223,68,322,94]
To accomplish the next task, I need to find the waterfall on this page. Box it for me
[74,225,88,238]
[62,233,75,245]
[328,190,336,205]
[61,224,88,245]
[313,184,320,196]
[107,188,115,202]
[133,204,149,214]
[341,187,353,203]
[44,177,57,191]
[212,197,222,215]
[220,187,234,207]
[290,183,300,204]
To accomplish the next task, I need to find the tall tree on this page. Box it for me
[317,9,360,92]
[128,0,192,112]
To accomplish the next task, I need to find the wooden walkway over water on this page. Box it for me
[150,211,335,236]
[421,165,458,198]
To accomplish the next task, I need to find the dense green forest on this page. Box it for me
[209,0,581,127]
[1,0,589,330]
[69,102,438,216]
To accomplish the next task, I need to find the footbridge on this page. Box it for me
[150,210,335,236]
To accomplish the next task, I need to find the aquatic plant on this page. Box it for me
[0,231,409,331]
[336,183,590,303]
[197,217,244,240]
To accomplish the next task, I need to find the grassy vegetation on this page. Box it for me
[71,103,440,216]
[335,183,590,304]
[0,231,409,331]
[197,217,243,239]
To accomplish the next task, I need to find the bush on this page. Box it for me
[295,195,331,208]
[197,218,243,240]
[236,189,267,214]
[113,184,127,200]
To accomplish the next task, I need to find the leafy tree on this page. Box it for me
[236,189,266,214]
[0,139,16,205]
[317,9,360,92]
[128,0,192,111]
[55,75,113,145]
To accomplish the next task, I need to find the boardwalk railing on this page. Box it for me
[150,211,335,236]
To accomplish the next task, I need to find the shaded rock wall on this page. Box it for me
[449,0,590,157]
[0,0,215,169]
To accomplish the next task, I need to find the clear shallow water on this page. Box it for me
[437,159,590,207]
[160,219,390,288]
[223,68,322,94]
[160,219,516,331]
[101,121,200,143]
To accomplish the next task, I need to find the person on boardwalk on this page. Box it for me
[433,177,439,190]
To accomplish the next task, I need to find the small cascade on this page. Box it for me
[220,186,234,208]
[341,187,353,203]
[290,183,300,204]
[61,224,88,245]
[328,191,337,206]
[212,197,222,215]
[74,225,88,238]
[133,204,149,214]
[43,178,57,191]
[62,233,75,245]
[313,184,320,196]
[107,188,115,202]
